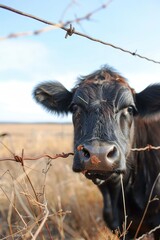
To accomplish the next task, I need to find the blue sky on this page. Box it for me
[0,0,160,122]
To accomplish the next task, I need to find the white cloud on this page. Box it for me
[0,40,49,73]
[0,80,72,122]
[0,39,78,86]
[0,40,76,122]
[127,72,160,93]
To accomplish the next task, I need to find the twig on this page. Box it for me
[0,228,32,240]
[0,185,28,229]
[20,149,53,239]
[0,4,160,64]
[134,172,160,239]
[14,186,34,219]
[60,0,113,23]
[120,174,127,240]
[32,199,49,240]
[7,190,15,240]
[59,0,78,22]
[0,142,55,239]
[136,224,160,240]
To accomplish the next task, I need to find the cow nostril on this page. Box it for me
[77,144,90,159]
[82,148,90,159]
[107,146,117,159]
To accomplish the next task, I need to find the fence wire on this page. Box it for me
[0,3,160,64]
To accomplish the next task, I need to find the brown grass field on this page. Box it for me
[0,123,119,240]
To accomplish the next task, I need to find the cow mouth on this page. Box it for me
[83,169,125,185]
[83,170,114,185]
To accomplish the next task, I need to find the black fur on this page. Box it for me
[33,81,72,114]
[33,66,160,239]
[136,84,160,117]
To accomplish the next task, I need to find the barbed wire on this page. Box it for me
[0,137,74,165]
[0,4,160,64]
[0,1,112,40]
[131,144,160,152]
[0,144,160,164]
[0,150,74,166]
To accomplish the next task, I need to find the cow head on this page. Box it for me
[33,66,160,182]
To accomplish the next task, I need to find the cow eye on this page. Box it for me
[127,106,134,115]
[71,104,78,113]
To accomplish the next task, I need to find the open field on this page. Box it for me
[0,123,117,240]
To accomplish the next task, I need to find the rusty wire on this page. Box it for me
[0,142,160,166]
[0,3,160,64]
[131,144,160,152]
[0,151,74,165]
[0,140,74,165]
[0,144,160,164]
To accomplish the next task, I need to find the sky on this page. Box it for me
[0,0,160,122]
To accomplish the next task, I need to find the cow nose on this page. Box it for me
[77,142,120,171]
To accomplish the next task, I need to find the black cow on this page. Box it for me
[33,66,160,239]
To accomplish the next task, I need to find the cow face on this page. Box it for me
[71,77,136,180]
[33,66,160,182]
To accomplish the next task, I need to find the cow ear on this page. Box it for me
[135,84,160,117]
[33,81,73,114]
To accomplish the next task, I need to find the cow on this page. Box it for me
[33,66,160,239]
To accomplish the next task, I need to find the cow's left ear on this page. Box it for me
[135,84,160,117]
[33,81,73,114]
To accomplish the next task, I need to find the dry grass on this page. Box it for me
[0,123,117,240]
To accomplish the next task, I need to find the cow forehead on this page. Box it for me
[77,67,130,87]
[72,67,135,107]
[73,81,134,109]
[75,68,135,93]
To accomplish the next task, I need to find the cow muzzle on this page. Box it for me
[73,140,126,181]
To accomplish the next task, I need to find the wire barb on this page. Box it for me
[65,24,75,39]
